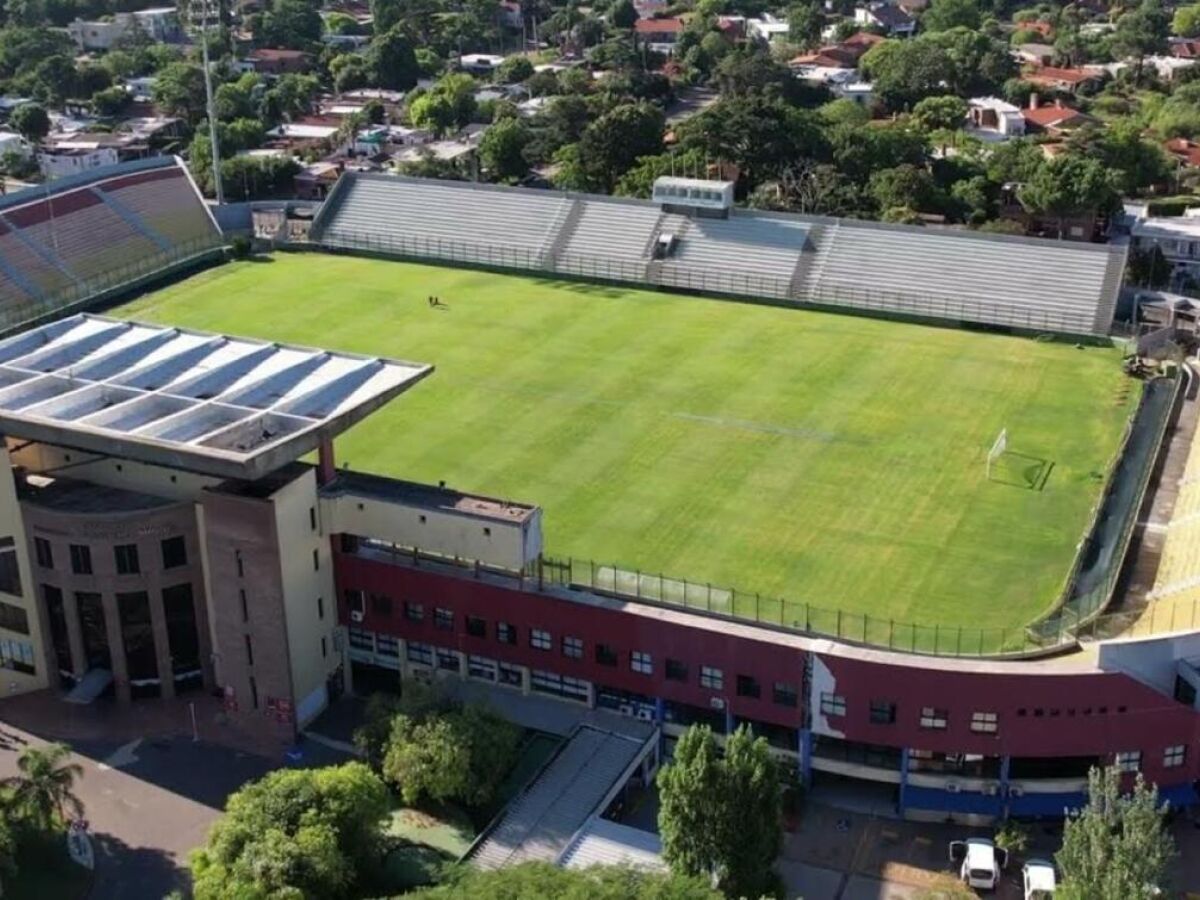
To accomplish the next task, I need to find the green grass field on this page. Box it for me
[114,253,1137,630]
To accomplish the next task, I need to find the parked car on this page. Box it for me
[1023,859,1056,899]
[949,838,1009,891]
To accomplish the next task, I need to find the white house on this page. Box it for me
[966,97,1026,142]
[854,3,915,36]
[1131,211,1200,280]
[0,131,31,160]
[459,53,506,75]
[747,14,791,43]
[124,76,157,102]
[38,145,120,180]
[68,7,179,51]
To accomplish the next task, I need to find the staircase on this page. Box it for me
[536,198,583,269]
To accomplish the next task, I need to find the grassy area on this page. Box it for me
[386,800,476,858]
[115,253,1136,629]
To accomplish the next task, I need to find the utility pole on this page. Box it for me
[191,0,224,205]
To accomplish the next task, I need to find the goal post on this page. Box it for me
[986,427,1008,480]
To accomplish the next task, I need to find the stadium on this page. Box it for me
[0,155,1198,851]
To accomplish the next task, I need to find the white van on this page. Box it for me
[1023,859,1056,899]
[949,838,1008,891]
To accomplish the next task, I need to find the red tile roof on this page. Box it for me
[1021,103,1094,129]
[1024,65,1100,86]
[1166,137,1200,167]
[634,16,685,33]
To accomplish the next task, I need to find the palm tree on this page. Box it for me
[4,743,84,830]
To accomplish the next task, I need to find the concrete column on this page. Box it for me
[101,593,131,705]
[998,755,1012,822]
[148,588,175,700]
[724,706,734,736]
[397,638,410,679]
[798,728,813,788]
[898,747,911,818]
[520,665,531,695]
[317,437,336,486]
[61,590,88,680]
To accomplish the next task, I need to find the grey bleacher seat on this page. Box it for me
[0,230,72,300]
[103,172,216,247]
[321,175,568,269]
[802,223,1116,334]
[556,199,663,276]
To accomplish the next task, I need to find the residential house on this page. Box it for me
[716,15,746,41]
[459,54,506,76]
[897,0,928,13]
[124,76,157,102]
[1014,43,1056,66]
[1130,212,1200,280]
[0,131,31,160]
[633,0,668,18]
[1165,137,1200,170]
[68,7,180,51]
[841,30,884,57]
[38,136,132,179]
[789,46,859,68]
[1022,64,1104,93]
[747,14,791,43]
[294,160,342,200]
[243,48,312,76]
[1019,20,1055,40]
[634,16,685,52]
[1021,98,1097,135]
[966,97,1026,141]
[1170,38,1200,59]
[853,4,916,36]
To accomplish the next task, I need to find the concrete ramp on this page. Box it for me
[64,668,112,704]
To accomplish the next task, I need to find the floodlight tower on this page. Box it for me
[189,0,225,205]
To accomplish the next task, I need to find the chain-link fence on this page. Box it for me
[0,235,225,337]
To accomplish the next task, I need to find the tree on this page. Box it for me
[658,725,783,899]
[409,73,476,136]
[152,62,208,123]
[557,101,665,192]
[368,27,420,90]
[408,861,722,898]
[3,743,84,830]
[381,704,522,807]
[911,95,967,132]
[191,762,389,900]
[1019,154,1117,235]
[860,38,949,110]
[480,117,532,181]
[1113,0,1169,81]
[1174,3,1200,37]
[1056,766,1175,900]
[9,102,48,142]
[259,0,323,48]
[788,0,823,49]
[330,53,370,92]
[495,55,534,84]
[922,0,980,32]
[29,54,76,106]
[610,0,638,29]
[869,164,939,214]
[92,85,132,117]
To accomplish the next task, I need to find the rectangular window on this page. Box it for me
[239,589,249,622]
[321,636,327,658]
[406,641,434,666]
[530,628,552,651]
[530,669,590,703]
[666,658,688,682]
[114,543,139,575]
[700,665,723,691]
[69,543,92,575]
[870,699,897,725]
[596,643,617,667]
[0,600,29,635]
[436,647,459,672]
[401,599,422,621]
[466,615,487,637]
[348,627,373,652]
[1116,750,1141,773]
[244,634,254,667]
[235,552,244,578]
[497,622,517,645]
[0,537,20,597]
[562,635,583,658]
[468,654,497,681]
[737,674,761,698]
[631,651,653,675]
[312,548,319,571]
[161,536,187,569]
[1164,745,1186,768]
[820,692,846,717]
[34,537,52,569]
[773,681,798,707]
[0,637,35,675]
[970,711,998,734]
[498,661,522,686]
[317,596,324,620]
[249,675,258,709]
[376,633,399,658]
[920,707,948,730]
[346,590,365,615]
[309,507,317,531]
[434,607,454,630]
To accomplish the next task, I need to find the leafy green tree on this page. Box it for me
[715,45,795,97]
[869,163,939,214]
[29,54,76,105]
[330,53,370,92]
[496,55,535,84]
[1056,766,1174,900]
[191,762,389,900]
[368,26,420,90]
[259,0,323,49]
[610,0,638,29]
[9,102,49,142]
[408,861,723,898]
[788,0,823,49]
[860,38,949,109]
[557,101,665,192]
[1174,3,1200,37]
[658,725,783,899]
[480,116,532,181]
[922,0,981,32]
[2,743,83,830]
[1113,0,1169,81]
[92,85,132,117]
[1071,121,1170,194]
[616,148,709,197]
[911,95,967,132]
[1019,154,1117,233]
[152,62,209,123]
[0,804,16,896]
[0,27,71,81]
[820,98,871,126]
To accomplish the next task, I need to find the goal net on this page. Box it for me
[986,427,1008,480]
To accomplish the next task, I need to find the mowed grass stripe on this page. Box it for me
[115,254,1134,629]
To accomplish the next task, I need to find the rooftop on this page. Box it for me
[322,470,538,523]
[0,315,432,479]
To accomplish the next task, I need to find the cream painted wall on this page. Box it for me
[7,441,221,502]
[0,446,48,697]
[272,469,339,728]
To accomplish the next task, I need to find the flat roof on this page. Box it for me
[0,315,432,479]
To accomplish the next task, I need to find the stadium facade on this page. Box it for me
[0,158,1196,827]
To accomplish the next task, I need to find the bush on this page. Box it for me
[229,235,252,259]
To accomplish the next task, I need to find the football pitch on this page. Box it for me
[114,253,1137,631]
